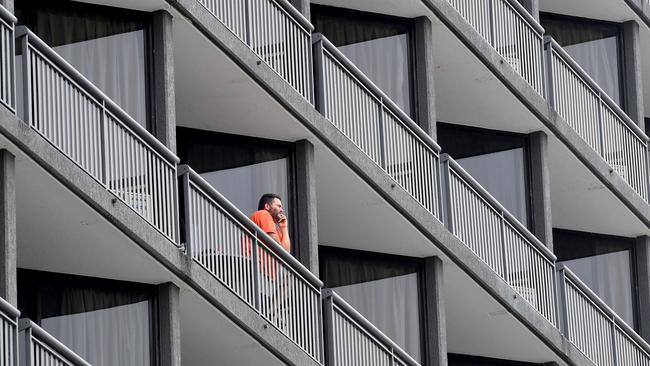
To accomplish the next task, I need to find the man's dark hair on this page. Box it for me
[258,193,281,210]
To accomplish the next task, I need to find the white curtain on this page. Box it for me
[339,34,412,116]
[335,273,422,362]
[562,250,634,326]
[53,30,148,126]
[201,158,289,216]
[457,148,528,224]
[42,301,151,366]
[565,36,620,106]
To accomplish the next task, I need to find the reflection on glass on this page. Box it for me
[457,148,527,224]
[339,34,412,115]
[561,250,634,326]
[42,301,151,366]
[334,273,421,361]
[201,158,289,216]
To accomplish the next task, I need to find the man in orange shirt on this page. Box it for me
[249,193,291,253]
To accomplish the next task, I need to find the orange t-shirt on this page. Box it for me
[249,210,285,249]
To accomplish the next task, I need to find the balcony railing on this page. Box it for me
[557,265,650,366]
[16,27,180,243]
[178,165,323,363]
[197,0,313,101]
[19,319,91,366]
[441,154,558,325]
[545,37,650,202]
[0,298,18,366]
[0,6,15,112]
[446,0,545,95]
[322,290,421,366]
[313,34,443,218]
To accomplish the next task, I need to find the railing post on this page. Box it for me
[543,37,555,108]
[440,154,454,232]
[555,266,569,338]
[100,100,108,185]
[19,320,32,366]
[488,0,496,47]
[244,0,252,46]
[9,22,15,112]
[172,166,180,245]
[611,317,619,366]
[311,35,325,115]
[322,289,335,366]
[179,168,192,257]
[20,32,31,126]
[252,231,261,313]
[499,212,508,280]
[646,146,650,201]
[378,98,387,169]
[597,92,605,155]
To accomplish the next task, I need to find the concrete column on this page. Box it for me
[289,0,310,20]
[414,17,437,140]
[518,0,539,21]
[528,131,553,250]
[0,150,15,306]
[423,256,447,366]
[294,140,319,275]
[0,1,12,13]
[623,20,645,130]
[152,11,177,153]
[158,282,181,366]
[635,236,650,341]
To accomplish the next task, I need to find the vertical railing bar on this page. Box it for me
[21,34,32,126]
[252,231,261,313]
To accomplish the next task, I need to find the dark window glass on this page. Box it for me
[312,5,414,116]
[554,229,636,327]
[176,127,296,249]
[437,123,530,225]
[320,246,423,362]
[449,354,539,366]
[18,270,156,366]
[16,0,151,127]
[541,14,623,107]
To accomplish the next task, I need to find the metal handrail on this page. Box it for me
[0,4,15,24]
[557,264,650,356]
[15,26,179,164]
[323,289,421,366]
[545,36,649,143]
[178,164,323,288]
[502,0,544,34]
[0,296,19,319]
[313,33,442,154]
[442,154,557,262]
[19,319,92,366]
[272,0,314,32]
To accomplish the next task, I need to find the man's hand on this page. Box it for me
[277,213,288,229]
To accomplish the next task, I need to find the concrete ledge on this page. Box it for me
[421,0,650,229]
[0,106,320,366]
[165,2,596,365]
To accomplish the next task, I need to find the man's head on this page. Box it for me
[258,193,284,221]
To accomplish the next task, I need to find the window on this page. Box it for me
[312,5,415,116]
[16,0,152,127]
[554,229,636,328]
[18,270,156,366]
[176,128,297,251]
[437,123,530,225]
[320,246,423,362]
[541,14,624,107]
